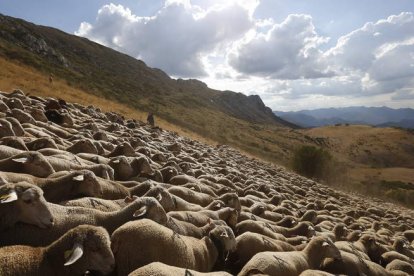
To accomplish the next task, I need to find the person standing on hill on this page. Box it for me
[147,112,155,127]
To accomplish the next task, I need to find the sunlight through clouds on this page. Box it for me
[75,1,414,111]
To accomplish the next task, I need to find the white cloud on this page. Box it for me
[228,14,332,79]
[76,2,414,110]
[76,2,253,77]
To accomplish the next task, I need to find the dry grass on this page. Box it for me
[350,167,414,184]
[0,56,216,146]
[2,55,414,207]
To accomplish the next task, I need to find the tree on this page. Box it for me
[292,145,332,179]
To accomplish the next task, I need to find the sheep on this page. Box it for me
[238,236,341,276]
[0,170,102,203]
[134,197,222,238]
[111,218,236,275]
[0,136,28,151]
[229,231,295,269]
[299,270,335,276]
[25,137,59,151]
[392,237,414,259]
[236,220,315,240]
[109,156,153,181]
[168,185,214,206]
[0,199,150,246]
[381,251,414,266]
[143,186,222,212]
[385,259,414,275]
[0,182,53,230]
[168,207,239,229]
[0,119,16,138]
[0,225,115,276]
[129,262,232,276]
[0,151,55,177]
[5,117,25,136]
[403,230,414,242]
[61,196,135,212]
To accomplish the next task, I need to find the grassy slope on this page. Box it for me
[0,14,301,165]
[302,125,414,206]
[2,14,414,207]
[0,55,310,165]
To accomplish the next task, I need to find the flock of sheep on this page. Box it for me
[0,89,413,276]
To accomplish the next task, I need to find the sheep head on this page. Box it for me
[0,182,53,229]
[60,225,114,275]
[11,151,55,177]
[72,170,103,198]
[209,225,237,254]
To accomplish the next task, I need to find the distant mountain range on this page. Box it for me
[274,106,414,128]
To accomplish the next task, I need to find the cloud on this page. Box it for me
[77,2,414,110]
[76,2,253,77]
[228,14,332,79]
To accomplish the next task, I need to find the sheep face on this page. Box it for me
[73,171,103,198]
[220,193,241,212]
[0,183,54,228]
[133,197,168,225]
[12,152,55,178]
[137,157,154,175]
[144,187,175,212]
[68,139,98,154]
[308,237,341,261]
[64,226,115,275]
[210,225,237,253]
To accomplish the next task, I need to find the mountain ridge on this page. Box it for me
[275,106,414,128]
[0,13,295,128]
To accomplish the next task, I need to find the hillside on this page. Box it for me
[2,13,414,208]
[0,90,412,275]
[275,106,414,128]
[0,13,304,164]
[0,14,295,127]
[302,125,414,206]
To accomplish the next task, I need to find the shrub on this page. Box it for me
[292,145,332,179]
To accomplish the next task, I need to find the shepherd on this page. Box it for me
[147,112,155,127]
[49,73,54,84]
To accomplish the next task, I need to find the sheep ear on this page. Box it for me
[133,206,147,218]
[12,157,29,163]
[190,187,195,190]
[215,202,222,208]
[64,242,84,266]
[220,231,229,238]
[322,241,329,247]
[112,159,120,164]
[291,219,296,224]
[156,193,162,202]
[72,174,84,181]
[0,190,18,203]
[124,196,135,203]
[308,226,314,231]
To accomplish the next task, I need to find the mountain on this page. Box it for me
[0,13,294,127]
[275,106,414,128]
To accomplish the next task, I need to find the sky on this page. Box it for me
[1,0,414,111]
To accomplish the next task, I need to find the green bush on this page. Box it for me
[292,145,332,179]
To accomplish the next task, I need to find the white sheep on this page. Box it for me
[0,182,53,230]
[128,262,232,276]
[0,225,114,275]
[238,236,341,276]
[0,198,150,246]
[111,218,236,275]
